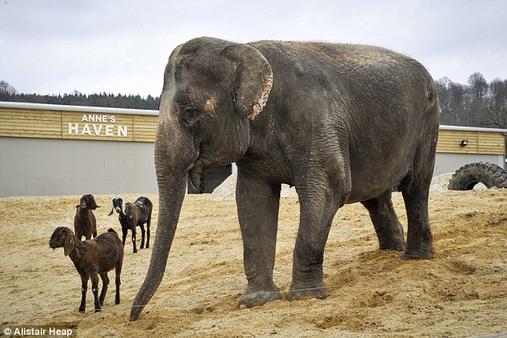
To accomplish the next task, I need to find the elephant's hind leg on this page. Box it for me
[236,171,282,307]
[399,125,437,259]
[400,185,433,259]
[361,191,405,251]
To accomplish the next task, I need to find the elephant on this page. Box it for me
[130,37,439,321]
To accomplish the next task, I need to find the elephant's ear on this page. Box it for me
[220,44,273,120]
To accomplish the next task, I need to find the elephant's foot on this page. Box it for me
[379,237,406,252]
[402,241,433,259]
[239,287,282,308]
[287,283,327,301]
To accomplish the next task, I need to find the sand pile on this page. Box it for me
[429,172,454,192]
[210,174,236,200]
[213,172,458,199]
[2,190,506,337]
[210,174,298,200]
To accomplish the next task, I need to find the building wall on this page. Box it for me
[0,102,506,197]
[1,136,503,197]
[0,137,156,197]
[434,153,504,176]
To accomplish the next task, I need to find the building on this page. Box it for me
[0,101,505,197]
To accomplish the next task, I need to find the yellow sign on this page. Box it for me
[0,106,158,142]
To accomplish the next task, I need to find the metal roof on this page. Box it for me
[0,101,158,116]
[439,124,507,133]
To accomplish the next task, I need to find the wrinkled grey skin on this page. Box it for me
[130,37,438,321]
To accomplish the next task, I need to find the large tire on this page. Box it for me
[448,162,507,190]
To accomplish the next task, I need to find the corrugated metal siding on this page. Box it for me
[133,115,158,142]
[478,132,505,154]
[437,130,504,154]
[0,107,144,142]
[0,108,61,139]
[437,130,479,153]
[0,107,159,143]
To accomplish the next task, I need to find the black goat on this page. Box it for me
[108,197,152,253]
[74,194,99,240]
[49,227,123,313]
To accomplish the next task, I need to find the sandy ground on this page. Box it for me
[1,190,506,337]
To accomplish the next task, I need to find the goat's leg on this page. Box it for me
[131,228,138,253]
[91,273,101,312]
[139,224,146,249]
[122,228,127,247]
[76,230,82,241]
[115,262,122,305]
[79,275,88,313]
[146,216,151,248]
[99,273,109,306]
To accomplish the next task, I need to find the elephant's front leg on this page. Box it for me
[288,178,344,301]
[236,172,282,307]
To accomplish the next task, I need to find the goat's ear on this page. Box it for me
[90,199,98,210]
[63,234,75,256]
[108,207,114,216]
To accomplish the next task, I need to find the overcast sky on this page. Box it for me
[1,0,506,96]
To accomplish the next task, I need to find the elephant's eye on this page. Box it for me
[182,107,206,128]
[183,107,200,115]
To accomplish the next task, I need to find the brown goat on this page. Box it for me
[49,227,123,313]
[74,194,99,240]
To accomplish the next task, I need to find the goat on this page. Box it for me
[108,196,152,253]
[74,194,99,240]
[49,226,123,313]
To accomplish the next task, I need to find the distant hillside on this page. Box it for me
[0,83,159,110]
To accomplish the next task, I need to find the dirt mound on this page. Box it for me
[210,174,236,200]
[211,175,297,200]
[213,173,457,198]
[1,190,506,337]
[430,172,454,192]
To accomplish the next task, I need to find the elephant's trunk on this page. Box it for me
[129,175,186,320]
[130,121,195,321]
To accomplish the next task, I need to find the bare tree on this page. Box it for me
[486,79,507,128]
[449,82,465,124]
[468,72,488,101]
[0,81,16,95]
